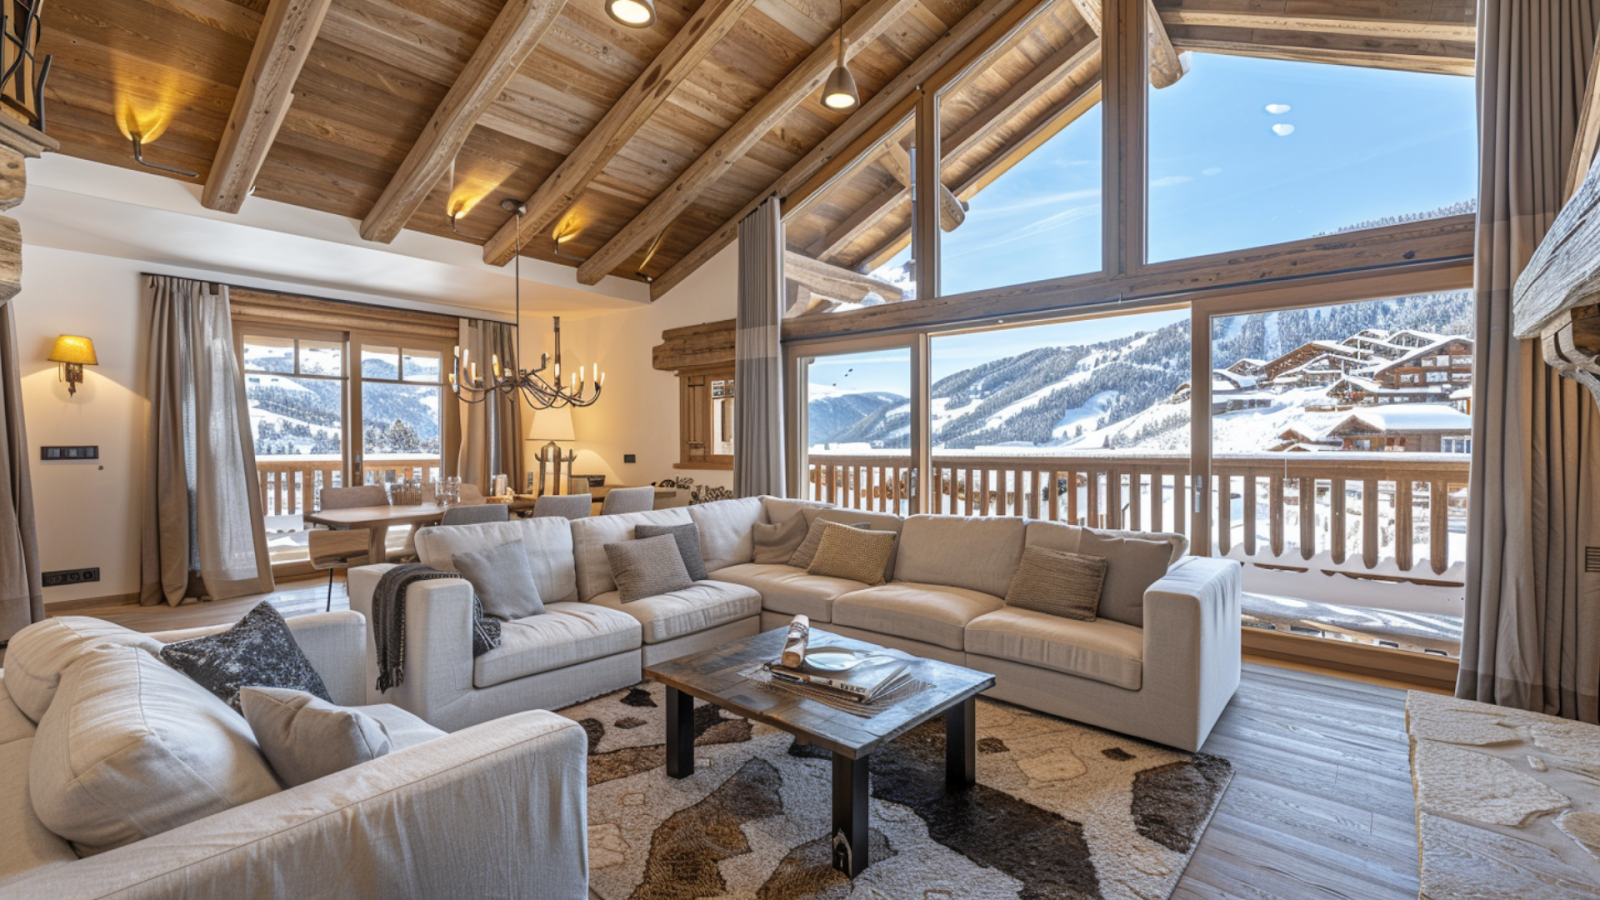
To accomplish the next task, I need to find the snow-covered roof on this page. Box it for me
[1449,387,1473,400]
[1371,336,1473,376]
[1213,369,1258,389]
[1326,375,1448,397]
[1328,404,1474,434]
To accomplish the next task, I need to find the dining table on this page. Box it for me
[515,485,678,513]
[304,499,535,563]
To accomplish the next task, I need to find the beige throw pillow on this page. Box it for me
[605,534,694,602]
[30,646,282,855]
[1005,546,1107,621]
[1080,531,1176,627]
[241,687,393,788]
[3,617,163,723]
[807,524,897,586]
[789,518,871,570]
[752,514,809,565]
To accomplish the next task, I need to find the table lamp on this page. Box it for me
[528,407,577,496]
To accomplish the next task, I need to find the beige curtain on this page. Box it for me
[1458,0,1600,722]
[733,196,786,498]
[141,276,274,606]
[0,298,41,640]
[457,318,524,493]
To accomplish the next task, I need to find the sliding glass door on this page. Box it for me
[790,339,920,514]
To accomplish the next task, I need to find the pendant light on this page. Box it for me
[821,0,859,111]
[605,0,656,28]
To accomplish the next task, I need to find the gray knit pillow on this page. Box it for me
[605,535,694,602]
[1004,546,1107,621]
[635,522,707,581]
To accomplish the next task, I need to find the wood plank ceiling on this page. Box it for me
[39,0,1475,305]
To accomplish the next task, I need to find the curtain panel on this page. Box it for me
[457,318,523,493]
[733,196,785,498]
[1459,0,1600,722]
[141,276,274,606]
[0,297,40,640]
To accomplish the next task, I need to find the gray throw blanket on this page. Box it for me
[373,563,502,693]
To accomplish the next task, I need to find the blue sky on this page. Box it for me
[826,53,1477,395]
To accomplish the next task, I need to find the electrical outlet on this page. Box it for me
[624,454,637,464]
[41,567,100,588]
[1587,547,1600,573]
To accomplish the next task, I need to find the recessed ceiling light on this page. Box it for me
[606,0,656,28]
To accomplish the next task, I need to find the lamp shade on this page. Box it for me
[529,406,576,442]
[48,335,97,366]
[822,64,859,111]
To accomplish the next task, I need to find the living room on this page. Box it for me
[0,0,1596,897]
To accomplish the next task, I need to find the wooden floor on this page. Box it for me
[51,586,1425,900]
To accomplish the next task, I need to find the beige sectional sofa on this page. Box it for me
[351,495,1242,752]
[0,611,589,900]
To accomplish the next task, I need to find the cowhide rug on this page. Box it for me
[561,682,1232,900]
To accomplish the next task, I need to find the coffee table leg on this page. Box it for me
[665,687,694,778]
[831,752,870,877]
[946,696,976,787]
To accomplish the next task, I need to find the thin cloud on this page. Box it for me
[1271,123,1296,136]
[1203,167,1223,176]
[1150,175,1192,188]
[1265,103,1291,114]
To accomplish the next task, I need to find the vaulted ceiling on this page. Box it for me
[40,0,1475,304]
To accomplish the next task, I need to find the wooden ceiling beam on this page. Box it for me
[481,0,760,267]
[1069,0,1185,88]
[1164,39,1473,77]
[359,0,569,244]
[574,0,920,285]
[649,0,1049,300]
[1155,9,1477,43]
[785,249,904,304]
[202,0,334,212]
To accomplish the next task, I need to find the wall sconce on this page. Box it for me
[48,335,97,396]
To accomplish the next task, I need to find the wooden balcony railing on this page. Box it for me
[806,451,1470,583]
[256,454,444,518]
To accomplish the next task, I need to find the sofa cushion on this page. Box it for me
[761,496,831,526]
[965,607,1144,690]
[571,508,693,601]
[1078,530,1176,628]
[752,514,809,564]
[415,517,579,604]
[636,522,709,581]
[159,602,332,713]
[472,602,642,688]
[708,563,867,622]
[808,524,897,586]
[0,738,75,881]
[30,645,281,855]
[606,535,695,602]
[831,582,1005,651]
[1024,520,1189,566]
[3,617,163,723]
[452,540,545,620]
[589,581,762,644]
[688,497,765,571]
[1005,546,1106,621]
[0,677,35,746]
[241,687,394,788]
[351,703,448,750]
[896,515,1026,598]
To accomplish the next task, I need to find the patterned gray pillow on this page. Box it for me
[159,602,331,713]
[1005,546,1107,621]
[635,522,708,581]
[605,535,694,602]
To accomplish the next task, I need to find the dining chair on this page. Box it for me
[599,486,656,515]
[309,484,393,609]
[441,504,510,526]
[532,493,593,520]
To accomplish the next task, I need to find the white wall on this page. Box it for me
[519,244,739,492]
[14,246,148,605]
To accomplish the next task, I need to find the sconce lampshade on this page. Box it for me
[48,335,98,366]
[529,406,576,442]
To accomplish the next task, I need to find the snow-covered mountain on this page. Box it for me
[808,288,1474,452]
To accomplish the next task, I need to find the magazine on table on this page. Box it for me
[770,618,911,702]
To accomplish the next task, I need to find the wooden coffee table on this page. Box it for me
[644,628,995,877]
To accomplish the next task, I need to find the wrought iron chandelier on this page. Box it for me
[449,200,604,409]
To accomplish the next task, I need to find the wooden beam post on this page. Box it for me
[359,0,569,243]
[785,250,905,304]
[573,0,921,284]
[203,0,334,213]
